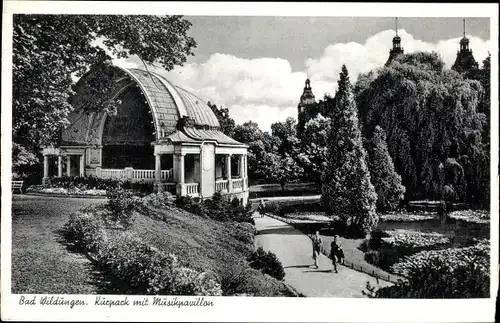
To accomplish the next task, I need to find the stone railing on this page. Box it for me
[232,178,243,190]
[94,167,172,182]
[185,183,199,195]
[96,168,127,180]
[215,179,229,192]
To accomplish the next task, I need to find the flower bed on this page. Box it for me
[280,212,331,222]
[381,229,450,249]
[380,211,436,222]
[391,239,489,277]
[27,185,107,196]
[448,210,489,224]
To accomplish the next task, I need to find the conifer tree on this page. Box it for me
[365,126,406,211]
[321,65,378,236]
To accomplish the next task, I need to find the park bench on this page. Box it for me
[12,180,24,194]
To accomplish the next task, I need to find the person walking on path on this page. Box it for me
[329,235,343,273]
[258,199,266,218]
[311,231,323,269]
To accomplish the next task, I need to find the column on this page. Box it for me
[243,154,248,190]
[226,154,233,193]
[179,153,185,184]
[155,154,161,182]
[79,154,85,177]
[177,153,186,196]
[58,156,63,177]
[239,155,245,178]
[43,155,49,182]
[66,156,71,177]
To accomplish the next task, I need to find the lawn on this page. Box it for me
[11,195,105,294]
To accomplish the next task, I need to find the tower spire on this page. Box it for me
[463,18,466,38]
[396,17,398,36]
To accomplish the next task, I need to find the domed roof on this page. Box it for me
[60,65,246,147]
[121,67,220,131]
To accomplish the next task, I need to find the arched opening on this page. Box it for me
[101,85,156,169]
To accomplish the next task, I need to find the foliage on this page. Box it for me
[140,191,176,209]
[248,247,286,281]
[13,14,196,173]
[95,232,222,295]
[296,114,330,185]
[47,175,123,191]
[233,121,277,183]
[175,192,254,224]
[63,211,222,296]
[321,65,378,236]
[105,189,138,228]
[355,52,488,206]
[26,185,107,196]
[376,240,490,298]
[208,101,236,137]
[63,211,106,252]
[365,126,406,211]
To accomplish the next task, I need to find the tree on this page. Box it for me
[365,126,406,212]
[13,15,196,175]
[233,121,275,183]
[354,52,487,206]
[208,101,236,137]
[297,114,329,186]
[321,65,378,236]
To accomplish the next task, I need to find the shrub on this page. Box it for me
[175,192,254,224]
[63,211,106,252]
[364,250,380,266]
[105,189,138,228]
[248,247,285,281]
[214,259,257,296]
[376,241,490,298]
[141,192,175,209]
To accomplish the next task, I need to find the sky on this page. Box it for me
[113,17,491,132]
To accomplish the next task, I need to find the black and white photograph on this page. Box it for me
[1,1,498,322]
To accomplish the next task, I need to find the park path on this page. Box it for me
[254,214,391,297]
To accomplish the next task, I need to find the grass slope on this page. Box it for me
[127,205,294,296]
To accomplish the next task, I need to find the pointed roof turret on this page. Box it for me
[386,17,404,66]
[452,18,479,73]
[300,78,316,106]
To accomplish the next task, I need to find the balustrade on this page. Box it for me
[232,178,243,190]
[185,183,199,195]
[215,179,229,192]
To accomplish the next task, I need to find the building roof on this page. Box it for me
[61,65,246,148]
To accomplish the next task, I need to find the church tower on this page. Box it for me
[386,18,404,66]
[297,78,317,137]
[452,19,479,73]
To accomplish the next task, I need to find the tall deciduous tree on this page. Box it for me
[322,65,378,236]
[208,101,236,137]
[355,52,488,207]
[365,126,406,212]
[13,14,196,174]
[297,114,329,186]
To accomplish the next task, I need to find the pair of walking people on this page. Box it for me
[312,231,345,273]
